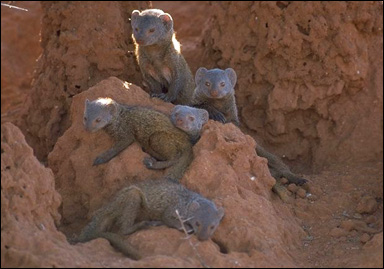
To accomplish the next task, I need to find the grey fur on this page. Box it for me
[75,179,225,251]
[170,105,209,144]
[131,9,194,105]
[192,67,239,125]
[255,145,308,185]
[84,98,193,181]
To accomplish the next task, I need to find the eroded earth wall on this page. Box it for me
[202,1,383,171]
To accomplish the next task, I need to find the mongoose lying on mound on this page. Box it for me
[74,179,225,258]
[192,67,239,125]
[170,101,307,186]
[170,105,209,144]
[131,9,194,105]
[84,98,193,181]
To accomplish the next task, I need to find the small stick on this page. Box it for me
[1,3,28,11]
[175,209,209,268]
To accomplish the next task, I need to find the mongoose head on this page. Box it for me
[170,105,209,136]
[83,98,117,133]
[195,67,237,99]
[131,9,174,46]
[186,198,225,241]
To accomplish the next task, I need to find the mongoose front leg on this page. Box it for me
[283,172,308,186]
[152,71,183,103]
[162,207,184,231]
[195,104,227,124]
[98,232,141,260]
[93,139,134,166]
[143,156,178,170]
[143,74,163,95]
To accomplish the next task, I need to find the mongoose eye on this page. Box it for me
[95,118,101,123]
[220,82,226,87]
[188,116,195,122]
[205,81,211,87]
[149,28,155,33]
[84,116,87,121]
[135,27,139,32]
[210,225,215,230]
[195,221,200,227]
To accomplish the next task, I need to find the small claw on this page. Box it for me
[93,157,106,166]
[211,113,227,123]
[296,178,308,186]
[150,92,160,98]
[152,93,165,99]
[151,93,174,103]
[143,157,154,168]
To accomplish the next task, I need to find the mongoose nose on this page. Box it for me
[210,90,219,97]
[197,233,210,241]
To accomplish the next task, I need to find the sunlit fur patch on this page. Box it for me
[147,64,160,81]
[172,34,181,54]
[96,97,114,105]
[162,66,172,84]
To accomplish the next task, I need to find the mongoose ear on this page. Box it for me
[172,105,182,113]
[189,200,200,211]
[131,10,140,22]
[199,109,209,124]
[195,67,208,85]
[106,103,117,115]
[217,207,225,220]
[159,13,173,31]
[225,68,237,88]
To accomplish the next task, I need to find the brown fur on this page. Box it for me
[73,179,225,258]
[84,98,193,181]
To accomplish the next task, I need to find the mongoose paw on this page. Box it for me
[212,113,227,124]
[93,156,107,166]
[143,157,155,168]
[295,178,308,186]
[151,93,173,103]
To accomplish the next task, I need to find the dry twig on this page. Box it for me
[175,209,209,268]
[1,3,28,11]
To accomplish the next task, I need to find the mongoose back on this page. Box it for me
[131,9,194,105]
[75,179,225,257]
[84,98,193,181]
[192,67,239,125]
[170,105,209,144]
[169,103,307,186]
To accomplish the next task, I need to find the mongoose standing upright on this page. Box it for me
[170,101,307,186]
[84,98,193,181]
[192,67,240,125]
[131,9,195,105]
[170,105,209,144]
[75,178,225,257]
